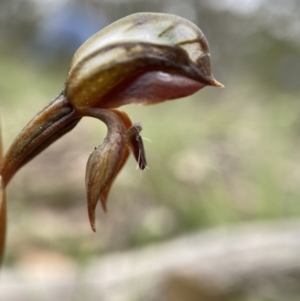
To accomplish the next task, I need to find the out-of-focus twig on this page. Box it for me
[0,126,6,264]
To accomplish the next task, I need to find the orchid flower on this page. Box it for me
[0,12,223,258]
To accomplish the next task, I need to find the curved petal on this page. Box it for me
[99,146,130,212]
[86,141,125,231]
[98,109,133,209]
[84,109,127,231]
[66,13,223,111]
[99,111,148,209]
[84,108,148,230]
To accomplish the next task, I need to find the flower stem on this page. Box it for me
[0,92,81,186]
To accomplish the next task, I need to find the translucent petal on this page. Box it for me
[66,13,223,111]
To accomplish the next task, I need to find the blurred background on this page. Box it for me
[1,0,300,300]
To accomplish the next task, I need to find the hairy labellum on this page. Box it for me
[126,123,147,170]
